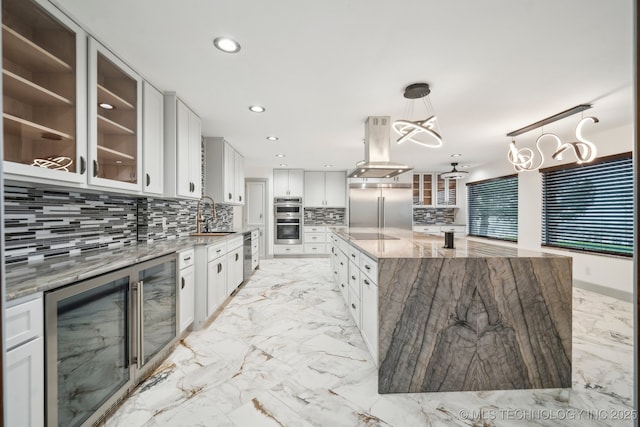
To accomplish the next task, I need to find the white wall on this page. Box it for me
[467,122,634,296]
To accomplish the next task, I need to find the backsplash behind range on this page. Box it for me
[3,185,234,264]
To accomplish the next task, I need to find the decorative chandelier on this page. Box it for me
[393,83,443,148]
[506,105,599,172]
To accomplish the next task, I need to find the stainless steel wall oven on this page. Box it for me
[45,253,178,427]
[274,197,302,244]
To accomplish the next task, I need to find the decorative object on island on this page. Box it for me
[506,104,599,171]
[439,162,468,180]
[392,82,443,148]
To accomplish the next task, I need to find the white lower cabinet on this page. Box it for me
[178,249,195,334]
[207,251,226,316]
[330,232,379,365]
[273,245,304,255]
[5,294,44,427]
[226,236,244,296]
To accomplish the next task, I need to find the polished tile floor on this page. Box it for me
[106,258,636,426]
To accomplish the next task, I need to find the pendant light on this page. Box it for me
[393,83,443,148]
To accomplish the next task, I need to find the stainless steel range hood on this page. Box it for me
[348,116,413,178]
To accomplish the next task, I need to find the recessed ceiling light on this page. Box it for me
[266,136,279,141]
[275,154,285,158]
[280,163,288,167]
[213,37,241,53]
[324,164,333,168]
[99,102,114,110]
[451,153,462,157]
[249,105,265,113]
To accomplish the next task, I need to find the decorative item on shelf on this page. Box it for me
[392,82,443,148]
[31,156,73,171]
[506,104,599,172]
[440,162,468,180]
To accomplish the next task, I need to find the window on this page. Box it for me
[467,175,518,241]
[541,153,633,257]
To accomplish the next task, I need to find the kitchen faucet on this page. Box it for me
[196,196,217,233]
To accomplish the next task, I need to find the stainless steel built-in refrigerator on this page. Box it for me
[348,183,412,229]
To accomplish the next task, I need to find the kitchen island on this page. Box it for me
[331,228,572,394]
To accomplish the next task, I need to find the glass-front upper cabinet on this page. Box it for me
[2,0,87,184]
[436,175,457,206]
[412,173,434,206]
[88,37,142,192]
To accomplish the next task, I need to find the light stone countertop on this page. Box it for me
[4,228,258,301]
[330,227,569,260]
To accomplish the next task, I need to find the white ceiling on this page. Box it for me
[53,0,634,173]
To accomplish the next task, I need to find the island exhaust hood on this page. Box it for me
[348,116,413,178]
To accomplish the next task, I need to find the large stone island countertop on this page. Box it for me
[332,227,573,394]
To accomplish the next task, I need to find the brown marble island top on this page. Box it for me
[331,227,573,394]
[4,229,257,301]
[331,227,566,260]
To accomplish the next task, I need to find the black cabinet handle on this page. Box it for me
[365,265,371,271]
[351,275,356,280]
[217,263,222,273]
[183,256,191,261]
[339,262,344,266]
[228,192,232,200]
[341,284,345,288]
[235,253,239,261]
[216,249,222,253]
[364,279,370,286]
[351,303,356,309]
[181,277,186,289]
[80,156,86,174]
[93,160,98,177]
[146,173,151,187]
[351,254,356,258]
[239,195,242,202]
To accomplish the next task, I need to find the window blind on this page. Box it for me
[467,175,518,241]
[541,154,633,257]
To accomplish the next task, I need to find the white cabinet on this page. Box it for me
[304,171,346,207]
[207,241,228,317]
[163,93,202,199]
[5,294,44,427]
[226,236,244,295]
[204,138,245,205]
[178,249,195,334]
[2,0,88,187]
[273,169,304,197]
[251,229,260,271]
[436,175,458,207]
[304,225,328,254]
[142,81,164,195]
[88,37,143,192]
[330,232,379,365]
[234,150,245,204]
[412,173,434,206]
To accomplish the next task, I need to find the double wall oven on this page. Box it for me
[274,197,302,244]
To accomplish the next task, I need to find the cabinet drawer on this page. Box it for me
[304,243,327,254]
[6,296,43,350]
[251,229,259,240]
[346,246,360,264]
[207,241,227,261]
[414,226,440,234]
[251,254,259,270]
[179,248,195,269]
[359,254,378,283]
[274,245,304,255]
[440,225,466,234]
[304,226,326,233]
[304,232,326,243]
[251,241,259,253]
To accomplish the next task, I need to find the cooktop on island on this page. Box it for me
[347,232,399,241]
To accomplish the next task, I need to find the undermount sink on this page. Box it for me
[190,232,236,237]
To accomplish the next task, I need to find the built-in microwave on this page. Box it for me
[274,197,302,244]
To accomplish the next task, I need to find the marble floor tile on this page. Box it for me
[106,258,636,427]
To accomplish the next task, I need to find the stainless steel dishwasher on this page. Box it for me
[243,231,252,281]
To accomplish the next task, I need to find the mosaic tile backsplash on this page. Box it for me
[4,185,137,264]
[412,207,455,225]
[4,185,234,264]
[304,208,346,225]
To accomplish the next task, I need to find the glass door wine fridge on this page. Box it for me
[45,253,178,427]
